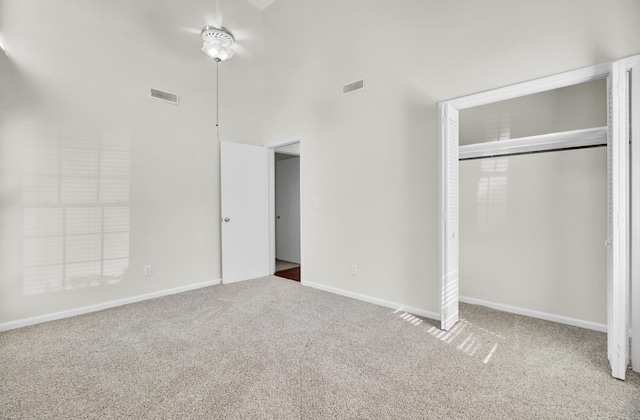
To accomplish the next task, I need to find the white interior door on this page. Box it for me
[440,103,459,330]
[275,156,301,264]
[607,62,629,380]
[220,141,270,283]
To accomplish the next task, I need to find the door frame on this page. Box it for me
[438,56,637,379]
[266,137,303,278]
[626,56,640,373]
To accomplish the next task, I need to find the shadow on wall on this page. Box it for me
[0,16,132,297]
[20,122,131,295]
[476,158,509,235]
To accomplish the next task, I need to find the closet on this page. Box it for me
[458,79,607,329]
[438,57,639,380]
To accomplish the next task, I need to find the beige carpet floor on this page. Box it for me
[1,276,639,419]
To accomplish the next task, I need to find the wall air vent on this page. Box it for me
[343,79,365,95]
[150,88,179,105]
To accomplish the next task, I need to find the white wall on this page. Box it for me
[261,0,640,316]
[0,0,264,324]
[275,156,301,264]
[459,149,607,324]
[460,79,606,145]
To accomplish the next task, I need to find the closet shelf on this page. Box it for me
[459,126,607,160]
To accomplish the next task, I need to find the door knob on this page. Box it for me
[222,217,230,222]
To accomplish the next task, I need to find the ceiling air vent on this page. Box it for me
[150,88,179,105]
[343,79,365,95]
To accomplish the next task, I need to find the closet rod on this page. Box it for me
[459,143,606,161]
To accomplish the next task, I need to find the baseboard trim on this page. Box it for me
[0,279,222,332]
[459,296,607,332]
[301,280,440,320]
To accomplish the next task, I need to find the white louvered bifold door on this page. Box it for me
[440,103,459,331]
[607,61,629,380]
[630,60,640,374]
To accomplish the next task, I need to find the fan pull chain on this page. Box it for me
[216,59,220,140]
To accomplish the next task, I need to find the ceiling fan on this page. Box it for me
[196,0,256,63]
[200,25,235,62]
[194,0,248,140]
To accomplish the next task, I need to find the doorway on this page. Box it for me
[268,140,302,282]
[274,151,300,281]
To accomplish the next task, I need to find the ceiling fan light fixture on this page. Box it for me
[201,25,235,62]
[201,42,234,62]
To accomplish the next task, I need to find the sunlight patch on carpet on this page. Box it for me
[421,318,506,364]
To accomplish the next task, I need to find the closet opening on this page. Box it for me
[438,60,632,379]
[458,79,608,334]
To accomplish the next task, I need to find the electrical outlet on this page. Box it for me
[144,265,152,277]
[351,264,358,276]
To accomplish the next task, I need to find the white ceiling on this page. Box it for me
[247,0,276,10]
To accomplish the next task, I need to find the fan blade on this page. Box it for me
[232,43,249,57]
[181,27,202,35]
[228,28,253,43]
